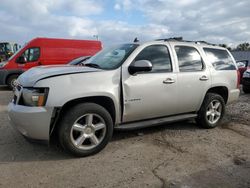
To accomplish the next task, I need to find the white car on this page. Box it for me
[8,38,240,157]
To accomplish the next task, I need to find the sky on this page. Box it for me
[0,0,250,47]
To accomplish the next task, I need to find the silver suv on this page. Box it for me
[8,39,240,157]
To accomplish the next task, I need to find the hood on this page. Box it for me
[18,65,101,87]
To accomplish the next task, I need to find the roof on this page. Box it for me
[139,37,226,50]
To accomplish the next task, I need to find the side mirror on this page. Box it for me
[128,60,152,75]
[16,56,27,64]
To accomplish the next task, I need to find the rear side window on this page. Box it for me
[135,45,172,72]
[203,48,236,70]
[175,46,203,72]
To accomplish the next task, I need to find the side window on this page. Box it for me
[28,48,40,61]
[203,48,236,70]
[135,45,172,72]
[21,47,40,62]
[175,46,203,72]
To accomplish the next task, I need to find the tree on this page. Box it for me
[219,44,232,51]
[236,42,250,51]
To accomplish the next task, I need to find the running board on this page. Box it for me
[115,114,197,130]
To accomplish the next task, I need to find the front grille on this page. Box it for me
[13,83,22,105]
[16,85,22,91]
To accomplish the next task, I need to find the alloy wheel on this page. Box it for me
[70,113,106,150]
[206,100,222,124]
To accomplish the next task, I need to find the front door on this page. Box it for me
[17,47,41,71]
[122,44,178,123]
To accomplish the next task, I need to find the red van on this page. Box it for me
[0,38,102,88]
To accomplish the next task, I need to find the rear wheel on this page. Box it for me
[7,74,19,90]
[58,103,113,157]
[242,85,250,93]
[196,93,225,128]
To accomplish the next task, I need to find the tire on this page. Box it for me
[58,103,113,157]
[7,74,19,90]
[242,85,250,94]
[196,93,225,129]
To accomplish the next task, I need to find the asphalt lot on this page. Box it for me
[0,86,249,188]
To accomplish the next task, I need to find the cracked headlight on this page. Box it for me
[22,88,49,106]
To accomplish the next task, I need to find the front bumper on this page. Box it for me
[8,102,54,141]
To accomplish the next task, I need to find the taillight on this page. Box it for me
[237,70,240,89]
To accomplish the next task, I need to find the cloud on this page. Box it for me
[54,0,103,16]
[114,0,133,11]
[0,0,102,43]
[0,0,249,46]
[114,0,250,45]
[114,3,121,10]
[96,21,170,44]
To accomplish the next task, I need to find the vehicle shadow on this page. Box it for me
[0,120,198,163]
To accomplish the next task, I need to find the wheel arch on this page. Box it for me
[206,86,229,104]
[50,96,117,139]
[5,70,24,84]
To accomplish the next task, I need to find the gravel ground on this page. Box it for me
[0,86,249,188]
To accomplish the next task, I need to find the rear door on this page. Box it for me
[203,48,238,93]
[171,45,211,113]
[122,44,179,122]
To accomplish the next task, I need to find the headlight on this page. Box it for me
[243,71,250,78]
[22,88,49,106]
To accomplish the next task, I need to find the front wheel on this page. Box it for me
[7,74,19,90]
[196,93,225,128]
[58,103,113,157]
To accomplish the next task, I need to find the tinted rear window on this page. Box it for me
[204,48,236,70]
[175,46,204,72]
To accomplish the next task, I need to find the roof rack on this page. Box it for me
[155,37,217,46]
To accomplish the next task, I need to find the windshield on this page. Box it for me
[86,44,139,70]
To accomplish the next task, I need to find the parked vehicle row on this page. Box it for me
[236,60,250,93]
[0,42,21,62]
[236,60,249,83]
[242,69,250,93]
[0,38,102,89]
[8,38,240,157]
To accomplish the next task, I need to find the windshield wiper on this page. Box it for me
[84,63,101,69]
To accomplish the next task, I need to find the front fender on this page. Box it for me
[34,70,121,124]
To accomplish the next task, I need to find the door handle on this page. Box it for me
[163,78,175,84]
[199,75,209,81]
